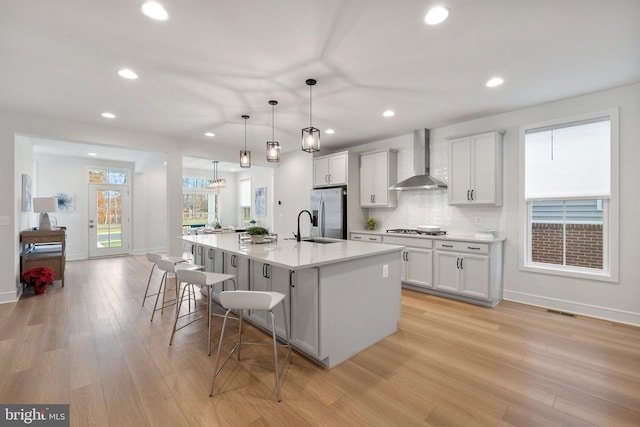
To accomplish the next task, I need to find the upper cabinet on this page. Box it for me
[360,149,398,207]
[448,131,504,206]
[313,151,348,187]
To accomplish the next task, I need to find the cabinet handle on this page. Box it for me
[456,257,460,269]
[328,174,331,182]
[368,237,377,241]
[460,257,464,269]
[325,174,328,183]
[289,270,295,288]
[467,190,471,201]
[197,246,203,255]
[263,263,271,279]
[208,248,214,259]
[442,244,454,248]
[470,190,474,201]
[468,246,481,250]
[231,255,237,268]
[191,245,195,255]
[353,236,361,240]
[373,194,376,203]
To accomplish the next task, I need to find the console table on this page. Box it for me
[20,228,66,287]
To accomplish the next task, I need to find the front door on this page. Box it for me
[88,184,130,257]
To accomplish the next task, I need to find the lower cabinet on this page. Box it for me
[383,235,433,289]
[247,261,320,359]
[434,241,499,303]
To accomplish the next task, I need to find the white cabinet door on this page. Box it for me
[372,151,389,206]
[471,133,498,205]
[360,150,396,207]
[434,250,460,293]
[460,254,490,299]
[290,268,319,357]
[313,158,329,187]
[249,261,270,327]
[360,154,375,205]
[405,247,433,288]
[448,137,472,205]
[448,131,502,206]
[328,153,347,185]
[270,267,291,338]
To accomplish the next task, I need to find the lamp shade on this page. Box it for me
[33,197,58,213]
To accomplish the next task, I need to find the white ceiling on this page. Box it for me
[3,0,639,163]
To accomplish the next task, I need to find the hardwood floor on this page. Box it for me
[1,255,639,426]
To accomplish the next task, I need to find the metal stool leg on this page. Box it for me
[270,310,281,401]
[169,281,191,345]
[150,272,167,322]
[142,263,157,307]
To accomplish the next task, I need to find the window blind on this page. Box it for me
[525,118,610,200]
[239,179,251,207]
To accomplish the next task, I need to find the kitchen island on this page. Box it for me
[183,233,403,368]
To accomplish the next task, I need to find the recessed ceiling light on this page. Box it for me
[425,7,449,25]
[383,110,395,117]
[325,129,335,135]
[101,112,116,119]
[205,132,215,137]
[486,77,504,87]
[88,153,97,156]
[141,1,169,21]
[118,69,138,80]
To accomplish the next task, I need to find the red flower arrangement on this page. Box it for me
[22,267,55,294]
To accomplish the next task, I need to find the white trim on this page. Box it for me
[503,289,640,327]
[518,108,619,283]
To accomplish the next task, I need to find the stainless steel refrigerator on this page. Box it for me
[310,186,347,239]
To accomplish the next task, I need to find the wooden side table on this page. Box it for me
[20,227,66,287]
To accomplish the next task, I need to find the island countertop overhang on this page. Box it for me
[182,234,403,270]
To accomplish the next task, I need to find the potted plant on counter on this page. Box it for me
[22,267,55,295]
[246,226,270,243]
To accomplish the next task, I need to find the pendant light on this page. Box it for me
[239,114,251,168]
[266,100,280,162]
[301,78,320,153]
[210,160,226,188]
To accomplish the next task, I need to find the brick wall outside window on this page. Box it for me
[531,223,603,269]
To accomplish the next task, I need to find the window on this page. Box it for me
[88,168,128,184]
[520,110,618,281]
[182,177,219,226]
[239,179,251,226]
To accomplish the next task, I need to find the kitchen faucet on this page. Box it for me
[296,210,314,242]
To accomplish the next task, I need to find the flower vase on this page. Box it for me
[33,283,48,295]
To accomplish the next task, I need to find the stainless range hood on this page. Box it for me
[389,129,447,191]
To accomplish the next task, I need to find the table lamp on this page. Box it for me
[33,197,58,230]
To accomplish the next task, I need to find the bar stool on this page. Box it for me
[150,259,203,322]
[142,253,187,307]
[209,290,292,402]
[170,269,237,355]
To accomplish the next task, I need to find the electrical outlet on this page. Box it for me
[474,216,481,225]
[0,216,9,226]
[382,264,388,278]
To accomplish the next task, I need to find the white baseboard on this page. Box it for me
[0,287,21,304]
[503,290,640,327]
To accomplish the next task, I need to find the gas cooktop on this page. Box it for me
[386,228,447,236]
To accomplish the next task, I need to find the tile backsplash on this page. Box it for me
[364,133,505,237]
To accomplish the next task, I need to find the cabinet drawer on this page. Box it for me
[435,240,489,254]
[351,233,382,243]
[383,236,433,249]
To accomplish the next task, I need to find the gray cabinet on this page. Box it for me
[360,149,397,207]
[313,151,348,187]
[448,131,503,206]
[433,240,502,306]
[383,235,433,289]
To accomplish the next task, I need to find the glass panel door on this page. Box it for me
[89,184,130,257]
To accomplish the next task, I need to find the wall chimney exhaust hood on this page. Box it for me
[389,129,447,191]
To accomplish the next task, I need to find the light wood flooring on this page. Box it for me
[1,255,639,426]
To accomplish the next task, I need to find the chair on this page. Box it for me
[150,259,203,322]
[209,290,292,402]
[142,253,187,307]
[170,269,237,355]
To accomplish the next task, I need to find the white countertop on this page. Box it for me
[183,234,403,270]
[350,229,505,244]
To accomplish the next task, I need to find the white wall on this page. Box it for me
[363,83,640,325]
[273,150,314,237]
